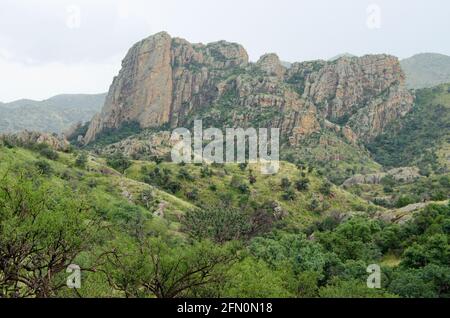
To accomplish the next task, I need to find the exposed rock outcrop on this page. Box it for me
[85,32,414,146]
[257,53,286,78]
[342,166,421,187]
[1,130,70,151]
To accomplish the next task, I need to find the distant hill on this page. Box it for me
[401,53,450,89]
[0,93,106,134]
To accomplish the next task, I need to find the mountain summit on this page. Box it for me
[85,32,413,145]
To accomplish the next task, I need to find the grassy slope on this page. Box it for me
[282,130,382,185]
[125,160,377,229]
[0,146,194,233]
[0,144,377,232]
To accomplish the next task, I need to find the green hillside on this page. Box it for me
[1,138,449,298]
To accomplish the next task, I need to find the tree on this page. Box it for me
[295,271,320,298]
[282,189,296,201]
[387,270,437,298]
[182,207,251,243]
[39,147,59,161]
[395,195,416,208]
[178,168,194,181]
[186,188,199,201]
[34,160,53,176]
[250,232,328,276]
[106,152,131,173]
[316,217,382,262]
[295,178,310,191]
[280,177,291,190]
[401,234,450,268]
[0,171,96,297]
[103,238,239,298]
[75,152,88,169]
[319,181,333,196]
[319,278,397,298]
[221,257,292,298]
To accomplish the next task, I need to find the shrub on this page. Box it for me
[395,195,416,208]
[238,183,250,194]
[178,168,194,181]
[75,152,88,169]
[39,147,59,160]
[248,174,257,184]
[282,189,296,201]
[280,177,292,190]
[106,152,131,173]
[35,160,53,176]
[319,181,333,196]
[166,181,182,194]
[186,188,199,201]
[295,178,310,191]
[239,163,248,171]
[182,207,251,243]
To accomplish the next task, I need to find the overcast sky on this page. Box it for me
[1,0,449,102]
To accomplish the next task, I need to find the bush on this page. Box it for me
[106,152,131,173]
[238,183,250,194]
[186,188,199,201]
[166,181,182,194]
[35,160,53,176]
[280,177,291,190]
[39,147,59,160]
[309,199,320,211]
[182,207,251,243]
[239,163,248,171]
[75,152,88,169]
[282,189,296,201]
[395,195,416,208]
[319,181,333,196]
[200,165,213,178]
[178,168,194,181]
[295,178,310,191]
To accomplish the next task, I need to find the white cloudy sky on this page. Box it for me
[0,0,449,102]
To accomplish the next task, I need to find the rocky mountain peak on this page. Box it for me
[257,53,286,77]
[84,32,413,145]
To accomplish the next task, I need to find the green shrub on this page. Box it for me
[39,147,59,160]
[75,152,88,169]
[34,160,53,176]
[106,152,131,173]
[295,178,310,191]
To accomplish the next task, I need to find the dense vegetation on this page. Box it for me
[0,140,448,298]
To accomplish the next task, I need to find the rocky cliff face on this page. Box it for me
[85,32,413,145]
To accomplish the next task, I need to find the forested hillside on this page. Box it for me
[1,139,449,298]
